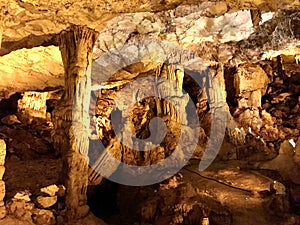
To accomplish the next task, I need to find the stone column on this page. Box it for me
[0,140,6,219]
[51,25,98,222]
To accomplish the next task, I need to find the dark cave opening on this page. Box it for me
[223,66,238,115]
[0,93,22,118]
[87,179,120,223]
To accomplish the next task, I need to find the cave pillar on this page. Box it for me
[51,25,98,222]
[207,65,230,140]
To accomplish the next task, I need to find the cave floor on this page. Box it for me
[0,117,299,225]
[108,160,300,225]
[4,157,62,200]
[3,150,300,225]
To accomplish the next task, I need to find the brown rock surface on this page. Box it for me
[0,0,299,224]
[36,196,57,209]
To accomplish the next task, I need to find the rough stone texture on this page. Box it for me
[51,25,98,222]
[7,199,35,222]
[234,64,269,108]
[0,114,21,125]
[0,124,53,160]
[0,139,5,218]
[87,63,228,185]
[0,6,299,93]
[115,163,295,225]
[1,0,299,43]
[0,181,5,202]
[32,209,56,225]
[0,166,5,180]
[294,138,300,165]
[0,205,7,219]
[40,184,59,197]
[0,46,64,92]
[36,196,57,209]
[13,192,31,202]
[222,56,300,161]
[0,1,299,224]
[18,92,48,118]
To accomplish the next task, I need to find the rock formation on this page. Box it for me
[0,0,299,224]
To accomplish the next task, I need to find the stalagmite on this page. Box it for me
[51,25,98,222]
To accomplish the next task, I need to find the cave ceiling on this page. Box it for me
[0,0,299,94]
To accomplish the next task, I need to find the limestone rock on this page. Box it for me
[13,191,31,202]
[206,2,228,16]
[0,47,64,92]
[18,92,48,119]
[7,199,34,222]
[0,114,21,125]
[0,140,6,166]
[32,209,56,225]
[56,185,66,197]
[271,181,286,195]
[0,166,4,180]
[36,196,57,209]
[40,184,59,197]
[0,181,5,201]
[235,64,269,108]
[0,205,7,219]
[16,113,33,125]
[39,184,65,198]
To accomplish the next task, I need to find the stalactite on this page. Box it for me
[18,92,48,118]
[155,64,188,125]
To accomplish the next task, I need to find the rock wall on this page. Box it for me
[88,62,229,184]
[18,91,48,119]
[0,140,6,220]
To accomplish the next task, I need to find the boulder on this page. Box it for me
[7,199,34,222]
[13,191,31,202]
[32,209,56,225]
[40,184,59,197]
[36,196,57,209]
[0,114,21,125]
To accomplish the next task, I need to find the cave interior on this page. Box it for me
[0,1,300,225]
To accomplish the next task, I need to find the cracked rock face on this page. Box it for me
[1,0,300,42]
[1,4,299,92]
[0,46,64,92]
